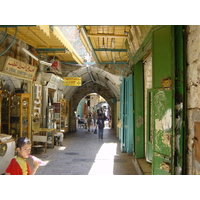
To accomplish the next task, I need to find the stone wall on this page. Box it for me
[186,25,200,174]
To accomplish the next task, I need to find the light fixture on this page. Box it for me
[39,60,52,67]
[22,48,52,67]
[22,48,39,61]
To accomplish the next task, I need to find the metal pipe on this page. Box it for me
[0,27,8,44]
[0,27,18,56]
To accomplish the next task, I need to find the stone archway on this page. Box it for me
[68,82,116,132]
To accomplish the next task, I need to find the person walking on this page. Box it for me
[96,113,107,139]
[92,112,97,126]
[87,114,92,132]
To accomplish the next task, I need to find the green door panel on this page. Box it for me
[153,26,174,89]
[120,75,134,154]
[126,74,133,154]
[152,25,175,175]
[134,61,144,158]
[120,79,125,152]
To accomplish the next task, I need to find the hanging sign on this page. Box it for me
[63,77,82,86]
[1,56,37,80]
[49,60,62,75]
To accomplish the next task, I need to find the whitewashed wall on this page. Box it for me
[143,53,152,160]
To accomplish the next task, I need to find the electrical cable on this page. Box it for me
[0,27,18,56]
[0,27,8,44]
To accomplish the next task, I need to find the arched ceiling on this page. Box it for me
[61,64,121,100]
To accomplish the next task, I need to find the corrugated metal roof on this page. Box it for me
[78,25,131,64]
[0,25,83,64]
[78,25,153,66]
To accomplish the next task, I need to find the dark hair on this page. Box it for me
[16,137,31,148]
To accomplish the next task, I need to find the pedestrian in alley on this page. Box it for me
[53,120,64,146]
[97,112,107,139]
[4,137,40,175]
[92,111,97,126]
[87,114,92,132]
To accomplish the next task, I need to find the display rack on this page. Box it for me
[60,99,69,132]
[53,102,61,131]
[10,93,31,139]
[1,92,10,134]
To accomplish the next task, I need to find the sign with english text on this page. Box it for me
[3,56,37,80]
[63,77,82,86]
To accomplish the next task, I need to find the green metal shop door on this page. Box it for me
[120,78,125,152]
[134,61,144,158]
[126,74,133,154]
[152,26,175,175]
[120,75,134,153]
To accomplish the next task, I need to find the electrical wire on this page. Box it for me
[0,27,8,44]
[0,27,18,56]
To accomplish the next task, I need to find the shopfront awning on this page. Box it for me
[78,25,153,66]
[0,25,83,65]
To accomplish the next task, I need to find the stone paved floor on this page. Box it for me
[28,126,138,175]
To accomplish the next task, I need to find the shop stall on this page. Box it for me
[0,56,37,140]
[41,73,63,146]
[60,98,69,132]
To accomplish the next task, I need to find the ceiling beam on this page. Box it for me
[87,34,127,38]
[94,48,127,52]
[99,62,129,64]
[36,48,67,53]
[0,25,36,28]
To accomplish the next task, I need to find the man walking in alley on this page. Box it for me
[97,112,107,139]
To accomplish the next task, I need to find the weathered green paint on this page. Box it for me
[152,25,175,175]
[133,61,144,158]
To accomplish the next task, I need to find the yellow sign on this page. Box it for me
[63,77,82,86]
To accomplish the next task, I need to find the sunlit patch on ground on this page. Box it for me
[88,143,117,175]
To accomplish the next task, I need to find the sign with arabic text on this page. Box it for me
[3,56,37,80]
[63,77,82,86]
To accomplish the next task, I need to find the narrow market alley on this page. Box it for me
[29,126,138,175]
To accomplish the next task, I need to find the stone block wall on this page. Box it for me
[186,25,200,174]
